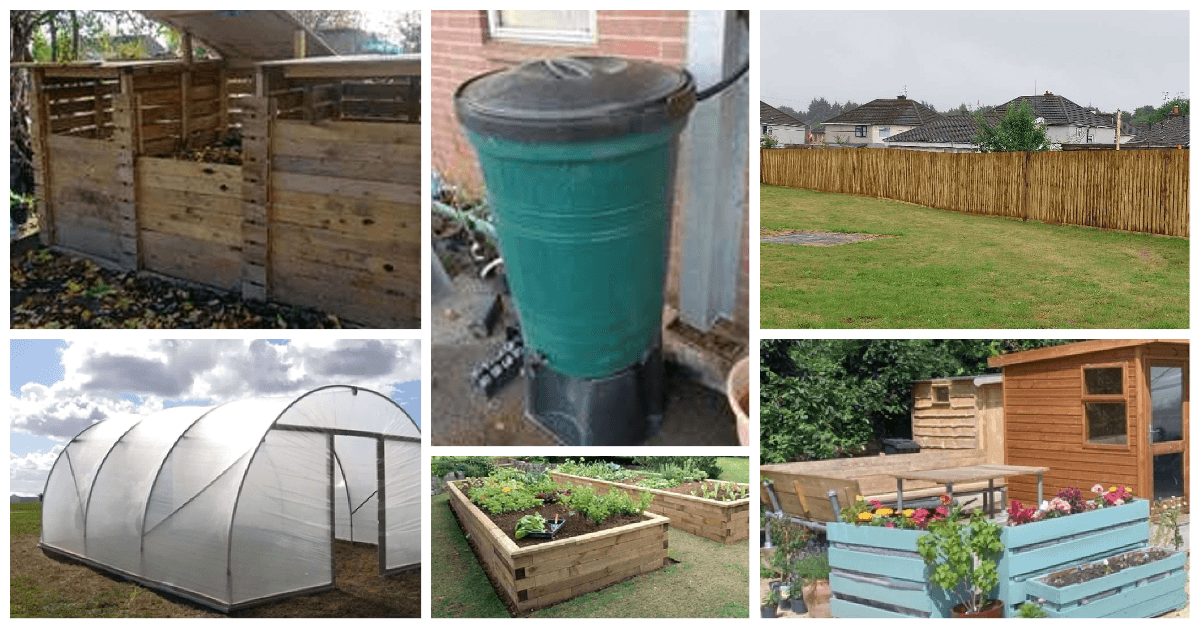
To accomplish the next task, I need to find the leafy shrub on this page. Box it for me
[1015,602,1048,618]
[432,456,496,478]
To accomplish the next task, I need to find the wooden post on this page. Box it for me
[29,68,56,246]
[293,28,307,59]
[180,70,191,150]
[217,67,229,136]
[182,31,193,66]
[240,66,272,301]
[113,69,140,271]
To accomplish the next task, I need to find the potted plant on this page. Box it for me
[916,496,1006,618]
[762,590,780,618]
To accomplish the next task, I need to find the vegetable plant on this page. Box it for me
[514,513,547,539]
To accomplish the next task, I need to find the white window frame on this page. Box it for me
[487,10,597,46]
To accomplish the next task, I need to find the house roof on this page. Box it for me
[884,113,1003,145]
[761,101,807,128]
[1126,114,1189,147]
[823,97,942,127]
[992,92,1119,129]
[987,340,1188,368]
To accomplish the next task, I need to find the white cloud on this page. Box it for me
[10,339,421,493]
[10,446,63,496]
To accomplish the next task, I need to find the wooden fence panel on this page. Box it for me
[761,148,1188,237]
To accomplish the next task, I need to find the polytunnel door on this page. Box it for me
[331,435,386,578]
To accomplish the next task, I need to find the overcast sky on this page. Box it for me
[9,339,421,496]
[761,11,1189,115]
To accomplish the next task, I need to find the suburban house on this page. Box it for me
[883,113,1003,152]
[993,91,1135,146]
[760,101,807,146]
[1124,109,1189,149]
[817,95,942,146]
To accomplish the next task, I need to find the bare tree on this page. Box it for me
[293,10,363,32]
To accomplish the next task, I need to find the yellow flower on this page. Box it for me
[857,512,874,522]
[1109,486,1117,493]
[876,508,894,517]
[903,509,915,517]
[855,495,864,502]
[502,487,512,493]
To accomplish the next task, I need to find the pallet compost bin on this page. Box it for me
[549,471,749,544]
[23,55,421,327]
[445,480,670,612]
[828,500,1182,618]
[988,340,1188,505]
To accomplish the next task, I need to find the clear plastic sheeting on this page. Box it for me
[38,385,421,612]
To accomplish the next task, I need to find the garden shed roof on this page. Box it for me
[987,339,1188,367]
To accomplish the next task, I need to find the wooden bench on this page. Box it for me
[761,450,1003,522]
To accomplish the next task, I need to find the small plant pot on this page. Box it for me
[779,598,791,612]
[951,599,1004,618]
[789,594,808,615]
[761,603,777,618]
[769,580,782,594]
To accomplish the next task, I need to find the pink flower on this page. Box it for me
[1092,484,1104,494]
[939,494,952,505]
[1114,498,1124,506]
[886,522,895,528]
[936,506,949,517]
[870,500,883,509]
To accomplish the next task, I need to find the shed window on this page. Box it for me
[487,10,596,45]
[932,385,950,404]
[1085,403,1128,445]
[855,125,867,137]
[1082,365,1127,446]
[1084,367,1123,396]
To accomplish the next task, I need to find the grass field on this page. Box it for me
[760,185,1188,329]
[431,492,750,617]
[10,503,419,618]
[716,457,749,483]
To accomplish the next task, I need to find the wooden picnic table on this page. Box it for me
[891,464,1050,518]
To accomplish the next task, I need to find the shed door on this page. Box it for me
[1146,361,1187,500]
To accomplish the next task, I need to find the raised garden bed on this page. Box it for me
[550,471,749,544]
[1024,548,1186,618]
[445,480,669,613]
[827,500,1174,618]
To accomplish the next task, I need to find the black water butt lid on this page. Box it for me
[454,56,696,143]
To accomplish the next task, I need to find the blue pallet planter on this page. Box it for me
[1022,550,1186,618]
[828,501,1165,618]
[996,500,1150,617]
[826,523,974,618]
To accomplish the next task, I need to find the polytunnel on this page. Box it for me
[39,385,421,612]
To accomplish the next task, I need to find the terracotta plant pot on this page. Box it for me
[951,599,1004,618]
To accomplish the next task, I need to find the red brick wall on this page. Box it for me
[431,10,689,194]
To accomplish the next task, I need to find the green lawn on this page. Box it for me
[760,185,1188,328]
[11,502,40,536]
[716,457,749,483]
[431,492,749,617]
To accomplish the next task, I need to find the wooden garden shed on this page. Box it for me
[19,10,421,327]
[989,340,1188,506]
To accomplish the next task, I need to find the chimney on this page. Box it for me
[1171,105,1180,117]
[1044,91,1052,96]
[897,95,906,100]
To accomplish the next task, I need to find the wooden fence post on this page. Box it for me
[112,69,140,271]
[29,68,56,247]
[240,68,272,301]
[1021,151,1031,222]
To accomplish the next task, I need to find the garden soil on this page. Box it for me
[1042,548,1172,588]
[485,502,647,547]
[10,533,419,617]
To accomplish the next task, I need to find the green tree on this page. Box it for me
[759,340,1073,463]
[973,100,1053,152]
[1130,98,1189,126]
